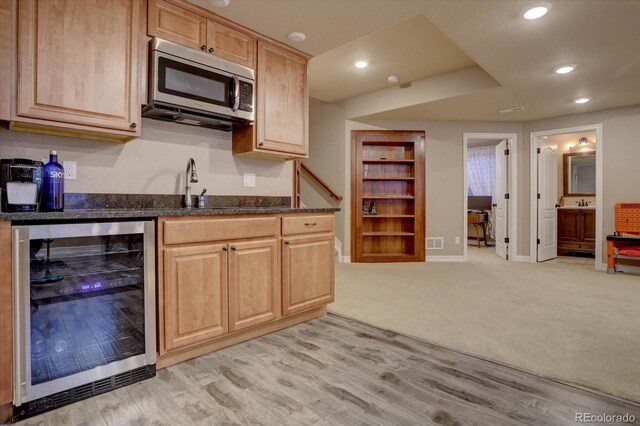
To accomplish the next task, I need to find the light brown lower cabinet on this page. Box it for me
[228,239,279,332]
[282,234,335,316]
[157,214,334,363]
[163,244,229,352]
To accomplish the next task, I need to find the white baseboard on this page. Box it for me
[341,256,351,263]
[427,255,465,262]
[514,255,532,262]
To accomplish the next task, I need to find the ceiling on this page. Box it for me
[191,0,640,122]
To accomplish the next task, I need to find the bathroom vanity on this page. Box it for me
[557,208,596,256]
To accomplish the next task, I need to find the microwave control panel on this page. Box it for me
[239,81,254,112]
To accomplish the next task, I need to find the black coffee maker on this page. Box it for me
[0,158,44,212]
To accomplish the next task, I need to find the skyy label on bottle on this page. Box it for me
[42,150,64,211]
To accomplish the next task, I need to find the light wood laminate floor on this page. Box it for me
[17,314,640,425]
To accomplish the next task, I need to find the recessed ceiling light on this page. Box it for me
[498,106,525,114]
[387,75,399,84]
[554,64,575,74]
[208,0,230,7]
[574,98,591,104]
[354,61,368,69]
[287,32,306,43]
[523,2,551,20]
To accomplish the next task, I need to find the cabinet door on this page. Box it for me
[17,0,141,132]
[256,41,308,156]
[582,209,597,243]
[207,20,255,69]
[163,244,228,352]
[282,235,334,316]
[557,209,581,242]
[228,239,279,332]
[148,0,206,50]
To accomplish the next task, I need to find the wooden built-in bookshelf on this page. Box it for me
[351,130,426,262]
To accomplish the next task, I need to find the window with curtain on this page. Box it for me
[467,146,496,201]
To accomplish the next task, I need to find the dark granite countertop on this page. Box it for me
[0,206,339,221]
[0,193,339,222]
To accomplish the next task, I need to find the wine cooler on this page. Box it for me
[12,221,156,419]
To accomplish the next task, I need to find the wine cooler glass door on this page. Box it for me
[13,221,156,405]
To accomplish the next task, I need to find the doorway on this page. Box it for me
[463,133,518,262]
[530,125,603,269]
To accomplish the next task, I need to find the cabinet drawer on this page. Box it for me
[281,215,334,236]
[558,242,595,252]
[163,217,277,245]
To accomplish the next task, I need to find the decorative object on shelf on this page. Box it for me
[363,202,369,215]
[370,201,377,215]
[559,196,565,207]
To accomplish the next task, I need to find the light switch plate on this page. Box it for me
[243,173,256,188]
[63,161,77,180]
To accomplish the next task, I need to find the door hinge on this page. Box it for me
[504,149,510,155]
[537,147,541,154]
[537,238,541,244]
[504,237,510,244]
[537,193,541,199]
[504,193,510,200]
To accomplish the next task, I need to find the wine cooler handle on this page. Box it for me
[13,228,23,405]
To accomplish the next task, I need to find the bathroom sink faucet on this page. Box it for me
[184,158,199,208]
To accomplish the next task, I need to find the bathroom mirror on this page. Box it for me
[563,152,595,196]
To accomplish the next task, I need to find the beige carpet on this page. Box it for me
[329,247,640,403]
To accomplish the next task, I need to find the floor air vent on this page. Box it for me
[13,364,155,422]
[427,237,444,250]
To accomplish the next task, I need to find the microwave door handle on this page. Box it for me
[232,76,240,112]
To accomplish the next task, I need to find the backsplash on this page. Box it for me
[0,119,292,196]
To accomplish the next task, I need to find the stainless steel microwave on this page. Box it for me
[143,38,255,131]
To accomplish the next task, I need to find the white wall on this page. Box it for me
[0,118,293,196]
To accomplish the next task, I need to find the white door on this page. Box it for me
[537,144,558,261]
[494,140,509,259]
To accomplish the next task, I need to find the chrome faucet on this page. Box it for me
[184,158,199,208]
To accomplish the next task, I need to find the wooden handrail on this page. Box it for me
[297,161,344,201]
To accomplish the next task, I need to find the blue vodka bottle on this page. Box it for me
[42,150,64,211]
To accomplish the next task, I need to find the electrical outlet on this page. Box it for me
[63,161,77,180]
[455,236,460,245]
[243,173,256,188]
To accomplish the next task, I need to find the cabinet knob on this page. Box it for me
[201,45,207,51]
[208,47,214,53]
[258,142,264,147]
[130,122,137,128]
[284,240,290,245]
[304,222,317,227]
[231,245,237,251]
[223,246,228,251]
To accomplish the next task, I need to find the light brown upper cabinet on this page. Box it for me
[148,0,206,51]
[256,41,309,156]
[232,41,309,160]
[15,0,142,141]
[206,20,255,69]
[148,0,255,69]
